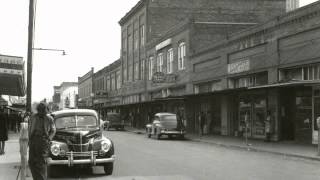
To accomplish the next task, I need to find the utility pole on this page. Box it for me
[26,0,35,112]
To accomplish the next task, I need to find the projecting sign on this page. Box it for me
[228,60,250,74]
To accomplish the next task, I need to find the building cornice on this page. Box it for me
[119,0,146,26]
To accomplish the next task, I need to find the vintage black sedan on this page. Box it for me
[146,112,186,140]
[47,109,115,177]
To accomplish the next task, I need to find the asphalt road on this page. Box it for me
[50,130,320,180]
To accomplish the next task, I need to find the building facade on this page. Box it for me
[118,0,286,128]
[188,1,320,144]
[78,68,94,108]
[92,60,121,119]
[54,82,78,110]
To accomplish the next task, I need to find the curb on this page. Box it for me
[124,129,320,162]
[188,137,320,162]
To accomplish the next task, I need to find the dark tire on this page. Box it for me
[147,133,151,138]
[47,165,57,178]
[104,163,113,175]
[179,134,185,139]
[168,135,172,139]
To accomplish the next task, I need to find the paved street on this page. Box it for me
[47,130,320,180]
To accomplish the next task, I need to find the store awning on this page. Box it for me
[6,106,25,113]
[248,80,320,90]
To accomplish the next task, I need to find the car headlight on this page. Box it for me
[101,140,111,152]
[50,143,61,156]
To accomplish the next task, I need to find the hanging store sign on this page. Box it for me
[0,68,23,75]
[228,59,250,74]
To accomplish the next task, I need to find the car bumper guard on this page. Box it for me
[47,151,115,166]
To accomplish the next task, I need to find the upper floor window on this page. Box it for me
[134,29,139,50]
[134,62,139,81]
[106,75,111,91]
[128,65,133,82]
[128,34,133,54]
[141,59,145,80]
[167,48,173,74]
[156,53,163,72]
[123,67,127,83]
[178,42,186,70]
[149,57,154,80]
[116,70,121,90]
[140,25,145,47]
[280,64,320,82]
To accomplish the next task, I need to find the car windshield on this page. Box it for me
[55,115,97,129]
[160,115,177,122]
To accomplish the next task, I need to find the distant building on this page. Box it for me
[53,82,78,110]
[78,68,94,109]
[286,0,299,12]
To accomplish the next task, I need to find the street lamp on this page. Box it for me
[32,48,67,56]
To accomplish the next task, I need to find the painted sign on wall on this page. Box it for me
[228,60,250,74]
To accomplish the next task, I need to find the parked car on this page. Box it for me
[47,109,115,177]
[105,112,125,130]
[146,112,186,139]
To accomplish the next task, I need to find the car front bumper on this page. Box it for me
[160,130,185,135]
[47,152,115,167]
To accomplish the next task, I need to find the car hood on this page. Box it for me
[54,127,101,144]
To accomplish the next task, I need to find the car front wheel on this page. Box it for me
[104,162,113,175]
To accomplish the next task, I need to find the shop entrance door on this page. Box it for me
[239,94,267,139]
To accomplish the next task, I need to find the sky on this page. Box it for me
[0,0,318,102]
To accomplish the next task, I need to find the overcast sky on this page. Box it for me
[0,0,318,102]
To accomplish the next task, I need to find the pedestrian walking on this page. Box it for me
[28,102,56,180]
[199,111,206,136]
[265,110,272,142]
[0,108,8,155]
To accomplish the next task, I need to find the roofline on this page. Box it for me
[0,54,23,59]
[119,0,146,26]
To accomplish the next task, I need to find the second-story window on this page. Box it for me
[106,75,111,91]
[140,24,145,47]
[134,29,139,50]
[149,56,154,80]
[157,53,163,72]
[178,42,186,70]
[116,70,121,90]
[167,48,173,74]
[134,62,139,81]
[141,59,145,80]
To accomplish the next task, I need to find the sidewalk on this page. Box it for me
[0,131,32,180]
[124,126,320,161]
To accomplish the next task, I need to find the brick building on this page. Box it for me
[187,1,320,144]
[92,60,121,119]
[78,67,94,109]
[118,0,286,128]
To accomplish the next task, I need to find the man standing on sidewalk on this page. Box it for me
[28,102,56,180]
[0,107,8,155]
